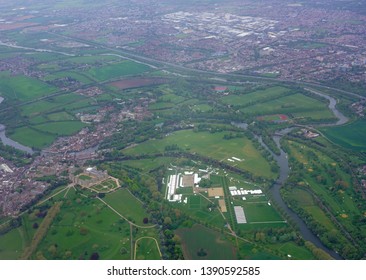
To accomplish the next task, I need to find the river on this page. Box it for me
[232,89,347,259]
[304,88,349,126]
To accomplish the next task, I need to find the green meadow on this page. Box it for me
[86,61,151,81]
[123,130,276,179]
[135,238,161,260]
[102,188,150,227]
[321,120,366,151]
[0,73,57,101]
[176,224,236,260]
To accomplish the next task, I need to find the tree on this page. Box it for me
[90,252,100,260]
[143,217,149,224]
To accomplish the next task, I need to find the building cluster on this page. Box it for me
[350,100,366,117]
[0,157,47,216]
[1,1,365,87]
[166,171,203,202]
[72,167,109,188]
[229,186,263,198]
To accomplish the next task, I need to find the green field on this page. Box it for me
[9,127,56,149]
[102,189,150,226]
[0,73,57,101]
[270,242,314,260]
[43,71,94,84]
[241,202,284,223]
[33,121,86,136]
[321,120,366,151]
[35,190,132,260]
[221,86,290,107]
[0,228,24,259]
[124,130,276,179]
[135,238,161,260]
[241,93,333,119]
[86,61,151,81]
[47,112,75,121]
[20,93,86,117]
[8,120,86,149]
[176,224,236,260]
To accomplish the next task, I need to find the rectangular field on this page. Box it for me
[0,73,57,102]
[86,61,151,81]
[221,86,290,106]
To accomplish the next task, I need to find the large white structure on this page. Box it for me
[234,206,247,224]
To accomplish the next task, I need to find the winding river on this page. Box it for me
[267,91,350,259]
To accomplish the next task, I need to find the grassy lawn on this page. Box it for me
[0,228,24,260]
[176,224,236,260]
[135,238,161,260]
[123,130,276,179]
[242,202,284,223]
[102,188,150,226]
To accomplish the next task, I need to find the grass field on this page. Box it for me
[9,120,86,149]
[135,238,161,260]
[287,188,336,231]
[43,71,94,84]
[241,202,284,223]
[124,130,276,179]
[32,121,86,136]
[0,73,57,101]
[286,140,358,216]
[221,86,290,107]
[270,242,314,260]
[176,224,236,260]
[321,119,366,151]
[102,188,150,226]
[241,93,332,119]
[86,61,151,82]
[0,228,23,259]
[35,191,132,260]
[47,112,75,121]
[9,127,56,149]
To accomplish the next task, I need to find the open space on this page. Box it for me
[123,130,276,179]
[321,119,366,151]
[176,224,236,260]
[102,188,151,227]
[86,61,151,82]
